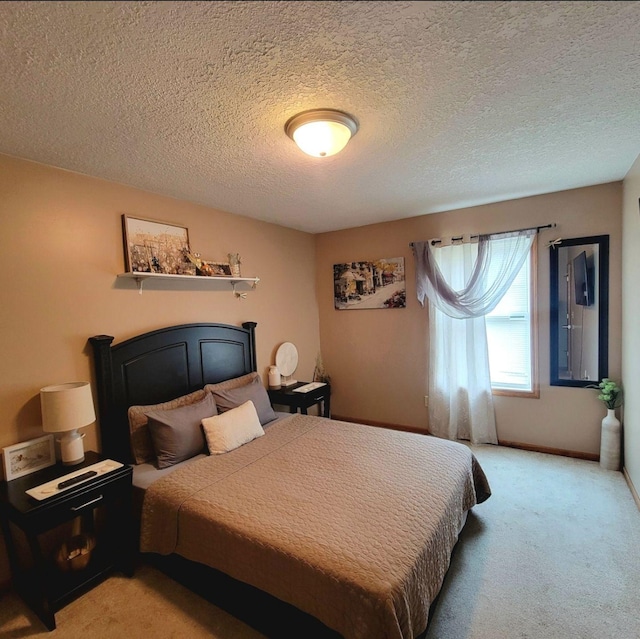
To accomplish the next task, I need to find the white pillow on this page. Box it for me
[201,400,265,454]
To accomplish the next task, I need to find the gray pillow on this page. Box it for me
[207,374,277,426]
[145,392,217,469]
[128,388,207,464]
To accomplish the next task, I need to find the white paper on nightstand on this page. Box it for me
[26,459,124,501]
[293,382,327,393]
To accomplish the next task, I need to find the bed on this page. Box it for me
[89,321,491,639]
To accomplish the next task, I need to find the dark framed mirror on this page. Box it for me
[550,235,609,387]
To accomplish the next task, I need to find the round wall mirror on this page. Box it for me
[275,342,298,386]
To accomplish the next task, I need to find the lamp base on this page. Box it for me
[58,429,85,465]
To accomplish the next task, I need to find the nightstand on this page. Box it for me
[0,451,133,631]
[268,382,331,418]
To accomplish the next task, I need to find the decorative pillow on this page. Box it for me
[202,400,265,455]
[145,392,217,469]
[205,373,277,425]
[128,388,208,464]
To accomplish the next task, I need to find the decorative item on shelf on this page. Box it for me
[122,214,191,274]
[588,378,622,471]
[184,252,233,277]
[268,365,282,390]
[179,247,197,275]
[40,382,96,465]
[185,251,211,276]
[228,253,241,278]
[198,262,214,276]
[313,352,331,384]
[208,262,232,276]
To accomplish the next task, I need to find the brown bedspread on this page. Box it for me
[140,414,491,639]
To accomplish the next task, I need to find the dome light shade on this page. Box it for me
[285,109,358,158]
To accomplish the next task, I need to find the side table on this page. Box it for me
[268,382,331,418]
[0,451,133,631]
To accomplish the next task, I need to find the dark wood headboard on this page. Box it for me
[89,322,257,463]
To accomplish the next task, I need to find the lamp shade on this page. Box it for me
[285,109,358,158]
[40,382,96,432]
[40,382,96,465]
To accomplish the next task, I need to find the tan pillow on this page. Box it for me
[128,388,207,464]
[204,372,259,394]
[202,400,265,455]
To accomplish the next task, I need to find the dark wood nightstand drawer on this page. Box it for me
[306,388,327,403]
[23,472,131,533]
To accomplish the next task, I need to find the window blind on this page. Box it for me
[486,241,532,391]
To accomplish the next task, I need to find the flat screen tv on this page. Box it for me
[573,251,593,306]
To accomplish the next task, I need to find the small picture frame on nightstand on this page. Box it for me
[2,434,56,481]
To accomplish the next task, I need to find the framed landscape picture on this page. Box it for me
[2,434,55,481]
[333,257,406,310]
[122,214,192,274]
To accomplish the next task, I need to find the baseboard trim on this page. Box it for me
[333,416,601,461]
[623,467,640,511]
[497,439,599,461]
[331,415,428,436]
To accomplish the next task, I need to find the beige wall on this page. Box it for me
[622,153,640,500]
[316,183,622,455]
[0,154,321,587]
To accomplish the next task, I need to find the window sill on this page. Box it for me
[492,388,540,399]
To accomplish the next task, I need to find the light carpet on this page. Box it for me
[1,444,639,638]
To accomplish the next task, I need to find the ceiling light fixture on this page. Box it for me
[285,109,359,158]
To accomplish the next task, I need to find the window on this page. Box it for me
[485,238,538,396]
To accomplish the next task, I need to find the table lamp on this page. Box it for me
[40,382,96,465]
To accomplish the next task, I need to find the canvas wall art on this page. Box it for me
[334,257,406,310]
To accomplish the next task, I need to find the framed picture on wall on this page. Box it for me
[122,214,192,274]
[333,257,406,310]
[207,261,232,276]
[2,434,56,481]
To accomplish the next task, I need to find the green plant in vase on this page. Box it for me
[589,378,622,471]
[589,378,622,410]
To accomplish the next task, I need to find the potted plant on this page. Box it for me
[589,378,622,471]
[591,378,622,410]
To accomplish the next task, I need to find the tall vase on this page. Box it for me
[600,408,621,471]
[228,253,241,278]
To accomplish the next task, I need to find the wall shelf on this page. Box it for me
[117,272,260,297]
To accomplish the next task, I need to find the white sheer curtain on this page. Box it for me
[412,230,535,444]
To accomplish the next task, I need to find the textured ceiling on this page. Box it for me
[1,1,639,233]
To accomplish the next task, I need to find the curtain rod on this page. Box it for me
[409,223,557,248]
